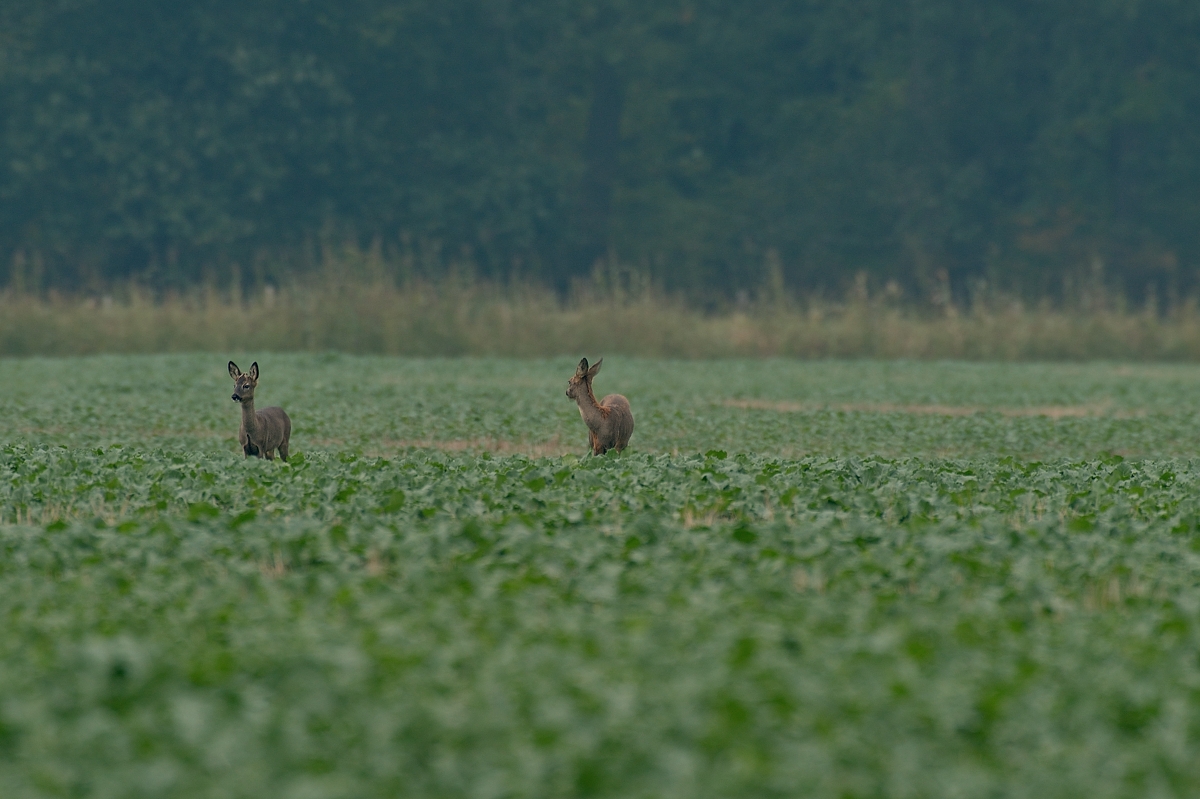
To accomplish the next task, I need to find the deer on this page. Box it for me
[565,357,634,455]
[228,361,292,461]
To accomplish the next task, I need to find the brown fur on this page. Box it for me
[565,357,634,455]
[228,361,292,461]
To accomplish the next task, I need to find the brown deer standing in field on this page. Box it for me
[566,357,634,455]
[228,361,292,461]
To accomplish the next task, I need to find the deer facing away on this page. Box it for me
[229,361,292,461]
[566,357,634,455]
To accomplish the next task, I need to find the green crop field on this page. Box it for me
[3,355,1200,798]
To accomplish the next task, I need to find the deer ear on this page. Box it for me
[576,357,589,376]
[228,361,241,379]
[586,357,603,377]
[249,362,259,380]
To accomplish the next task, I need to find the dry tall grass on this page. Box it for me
[2,277,1200,359]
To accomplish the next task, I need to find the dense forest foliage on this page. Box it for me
[1,0,1199,301]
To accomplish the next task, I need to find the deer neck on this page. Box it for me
[240,397,260,437]
[574,382,606,427]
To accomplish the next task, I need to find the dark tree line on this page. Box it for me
[1,0,1199,301]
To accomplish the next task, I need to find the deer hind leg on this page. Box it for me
[244,442,259,458]
[264,448,275,461]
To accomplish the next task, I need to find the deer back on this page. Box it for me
[599,393,635,450]
[255,406,291,451]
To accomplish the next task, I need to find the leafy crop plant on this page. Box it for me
[2,356,1200,797]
